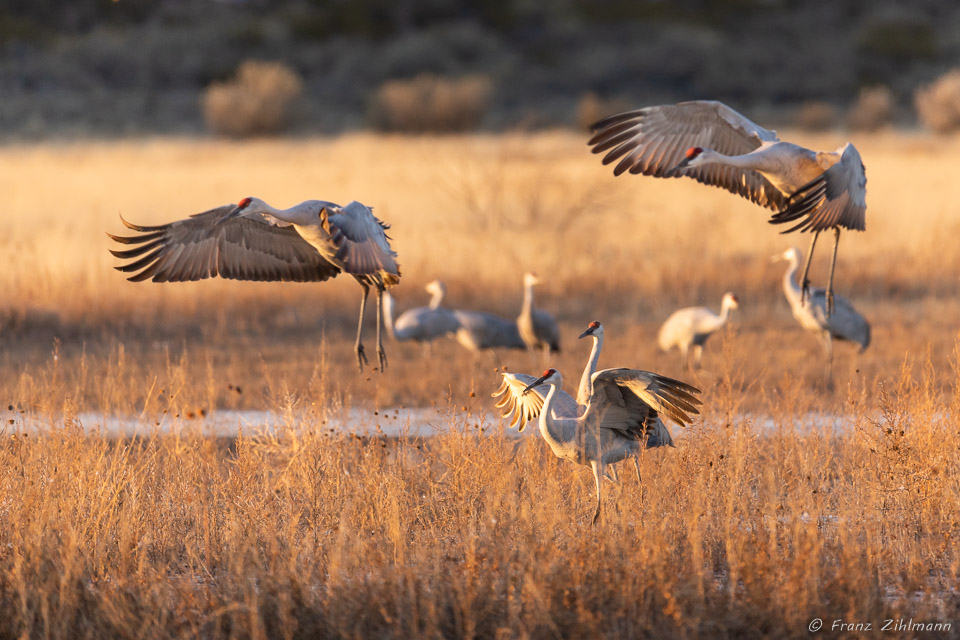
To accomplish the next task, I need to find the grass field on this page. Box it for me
[1,131,959,637]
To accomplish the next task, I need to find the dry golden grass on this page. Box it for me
[1,131,960,637]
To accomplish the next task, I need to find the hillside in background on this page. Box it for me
[1,0,959,138]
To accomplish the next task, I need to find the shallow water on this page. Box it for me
[3,406,506,439]
[1,405,867,439]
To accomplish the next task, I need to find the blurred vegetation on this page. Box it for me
[1,0,959,137]
[368,73,492,132]
[915,69,960,133]
[203,60,303,137]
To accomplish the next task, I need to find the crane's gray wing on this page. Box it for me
[588,100,786,211]
[492,373,578,432]
[108,205,342,283]
[324,201,401,286]
[585,368,702,440]
[770,143,867,232]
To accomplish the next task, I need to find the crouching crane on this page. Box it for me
[107,197,400,372]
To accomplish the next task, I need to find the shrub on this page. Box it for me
[914,69,960,134]
[794,101,837,132]
[368,74,492,133]
[847,86,893,132]
[203,60,303,137]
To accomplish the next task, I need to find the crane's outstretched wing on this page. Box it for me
[585,368,702,440]
[324,201,401,287]
[492,373,578,432]
[108,205,342,283]
[588,100,786,211]
[769,143,867,232]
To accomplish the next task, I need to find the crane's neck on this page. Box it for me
[577,334,603,405]
[428,287,444,310]
[782,255,804,310]
[521,282,536,316]
[248,201,318,226]
[717,300,735,326]
[538,381,573,455]
[696,148,765,171]
[382,291,397,340]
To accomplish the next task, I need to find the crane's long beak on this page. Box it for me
[769,254,784,263]
[218,205,244,225]
[522,374,548,396]
[671,157,692,173]
[578,328,594,340]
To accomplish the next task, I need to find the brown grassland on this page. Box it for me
[1,131,959,638]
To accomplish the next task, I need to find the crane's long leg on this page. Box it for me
[826,228,840,317]
[590,460,603,526]
[376,286,387,371]
[355,284,370,372]
[693,345,704,370]
[681,344,690,372]
[800,231,820,305]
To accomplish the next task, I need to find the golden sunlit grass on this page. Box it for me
[1,131,960,637]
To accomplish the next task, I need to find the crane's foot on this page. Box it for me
[377,347,388,372]
[355,344,368,372]
[591,504,601,526]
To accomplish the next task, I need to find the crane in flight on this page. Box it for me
[588,100,866,315]
[107,197,400,372]
[658,292,740,371]
[774,247,869,386]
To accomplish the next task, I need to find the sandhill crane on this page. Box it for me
[494,319,675,485]
[493,320,606,424]
[775,246,870,385]
[512,366,701,524]
[589,100,867,315]
[107,197,400,372]
[450,309,526,353]
[517,272,560,354]
[658,292,740,371]
[383,280,458,344]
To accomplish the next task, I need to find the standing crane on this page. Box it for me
[107,197,400,372]
[658,292,740,371]
[383,280,459,344]
[518,367,701,524]
[774,247,870,385]
[588,100,867,315]
[494,320,607,425]
[449,309,526,353]
[517,272,560,354]
[493,321,700,524]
